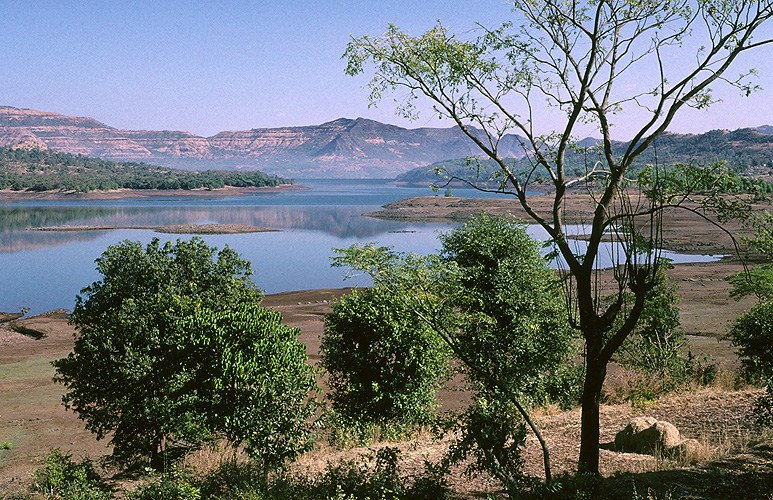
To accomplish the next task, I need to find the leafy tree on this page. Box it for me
[53,238,317,470]
[334,214,577,491]
[345,0,773,474]
[438,213,577,407]
[321,287,451,430]
[0,146,291,193]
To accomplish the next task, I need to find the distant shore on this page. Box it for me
[31,223,278,235]
[0,183,308,202]
[365,194,759,255]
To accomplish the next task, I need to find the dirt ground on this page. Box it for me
[0,194,771,498]
[0,268,765,498]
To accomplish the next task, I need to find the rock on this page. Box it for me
[668,438,701,460]
[639,421,682,451]
[614,416,658,452]
[614,417,691,456]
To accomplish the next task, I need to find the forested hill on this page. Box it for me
[398,127,773,185]
[0,146,292,193]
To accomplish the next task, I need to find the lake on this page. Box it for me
[0,179,720,315]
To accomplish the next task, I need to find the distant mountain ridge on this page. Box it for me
[1,106,771,178]
[0,107,528,178]
[399,128,773,184]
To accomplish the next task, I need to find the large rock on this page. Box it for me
[614,417,658,452]
[615,417,695,458]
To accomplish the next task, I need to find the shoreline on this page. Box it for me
[31,223,279,235]
[365,194,763,255]
[0,254,757,338]
[0,183,308,202]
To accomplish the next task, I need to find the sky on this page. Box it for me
[2,0,772,141]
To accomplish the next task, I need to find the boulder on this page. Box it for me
[615,417,695,458]
[668,438,701,460]
[614,416,658,452]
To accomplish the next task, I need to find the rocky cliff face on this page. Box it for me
[0,106,526,178]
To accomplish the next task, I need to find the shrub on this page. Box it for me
[729,301,773,425]
[130,468,201,500]
[31,448,113,500]
[321,287,451,431]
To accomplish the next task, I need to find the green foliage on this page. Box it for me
[727,206,773,426]
[616,264,687,386]
[321,287,451,432]
[0,146,291,193]
[175,305,319,470]
[729,301,773,384]
[32,448,113,500]
[727,210,773,301]
[0,442,12,450]
[444,398,528,497]
[401,141,773,189]
[439,213,577,406]
[130,468,201,500]
[333,214,578,494]
[346,3,773,477]
[53,238,317,470]
[729,301,773,426]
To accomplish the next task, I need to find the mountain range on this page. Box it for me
[0,106,527,178]
[1,106,772,178]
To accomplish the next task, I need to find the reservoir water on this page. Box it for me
[0,179,720,315]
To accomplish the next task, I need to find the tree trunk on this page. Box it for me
[150,434,165,471]
[578,352,606,474]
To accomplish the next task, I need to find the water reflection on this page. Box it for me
[0,180,723,316]
[0,204,423,253]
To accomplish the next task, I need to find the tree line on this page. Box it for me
[399,154,773,197]
[0,146,291,192]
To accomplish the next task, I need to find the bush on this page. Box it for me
[53,238,317,470]
[321,287,451,431]
[729,300,773,425]
[130,468,201,500]
[31,448,113,500]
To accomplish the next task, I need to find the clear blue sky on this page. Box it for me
[2,0,771,140]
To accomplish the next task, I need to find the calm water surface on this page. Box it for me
[0,179,720,315]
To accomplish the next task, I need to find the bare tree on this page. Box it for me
[345,0,773,474]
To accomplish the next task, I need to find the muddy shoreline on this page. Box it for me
[365,194,760,255]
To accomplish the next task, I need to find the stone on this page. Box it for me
[615,417,684,455]
[614,416,658,452]
[668,438,701,461]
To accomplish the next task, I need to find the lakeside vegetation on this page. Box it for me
[0,146,292,193]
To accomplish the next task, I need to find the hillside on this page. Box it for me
[398,128,773,185]
[4,106,773,180]
[0,107,528,178]
[0,146,291,193]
